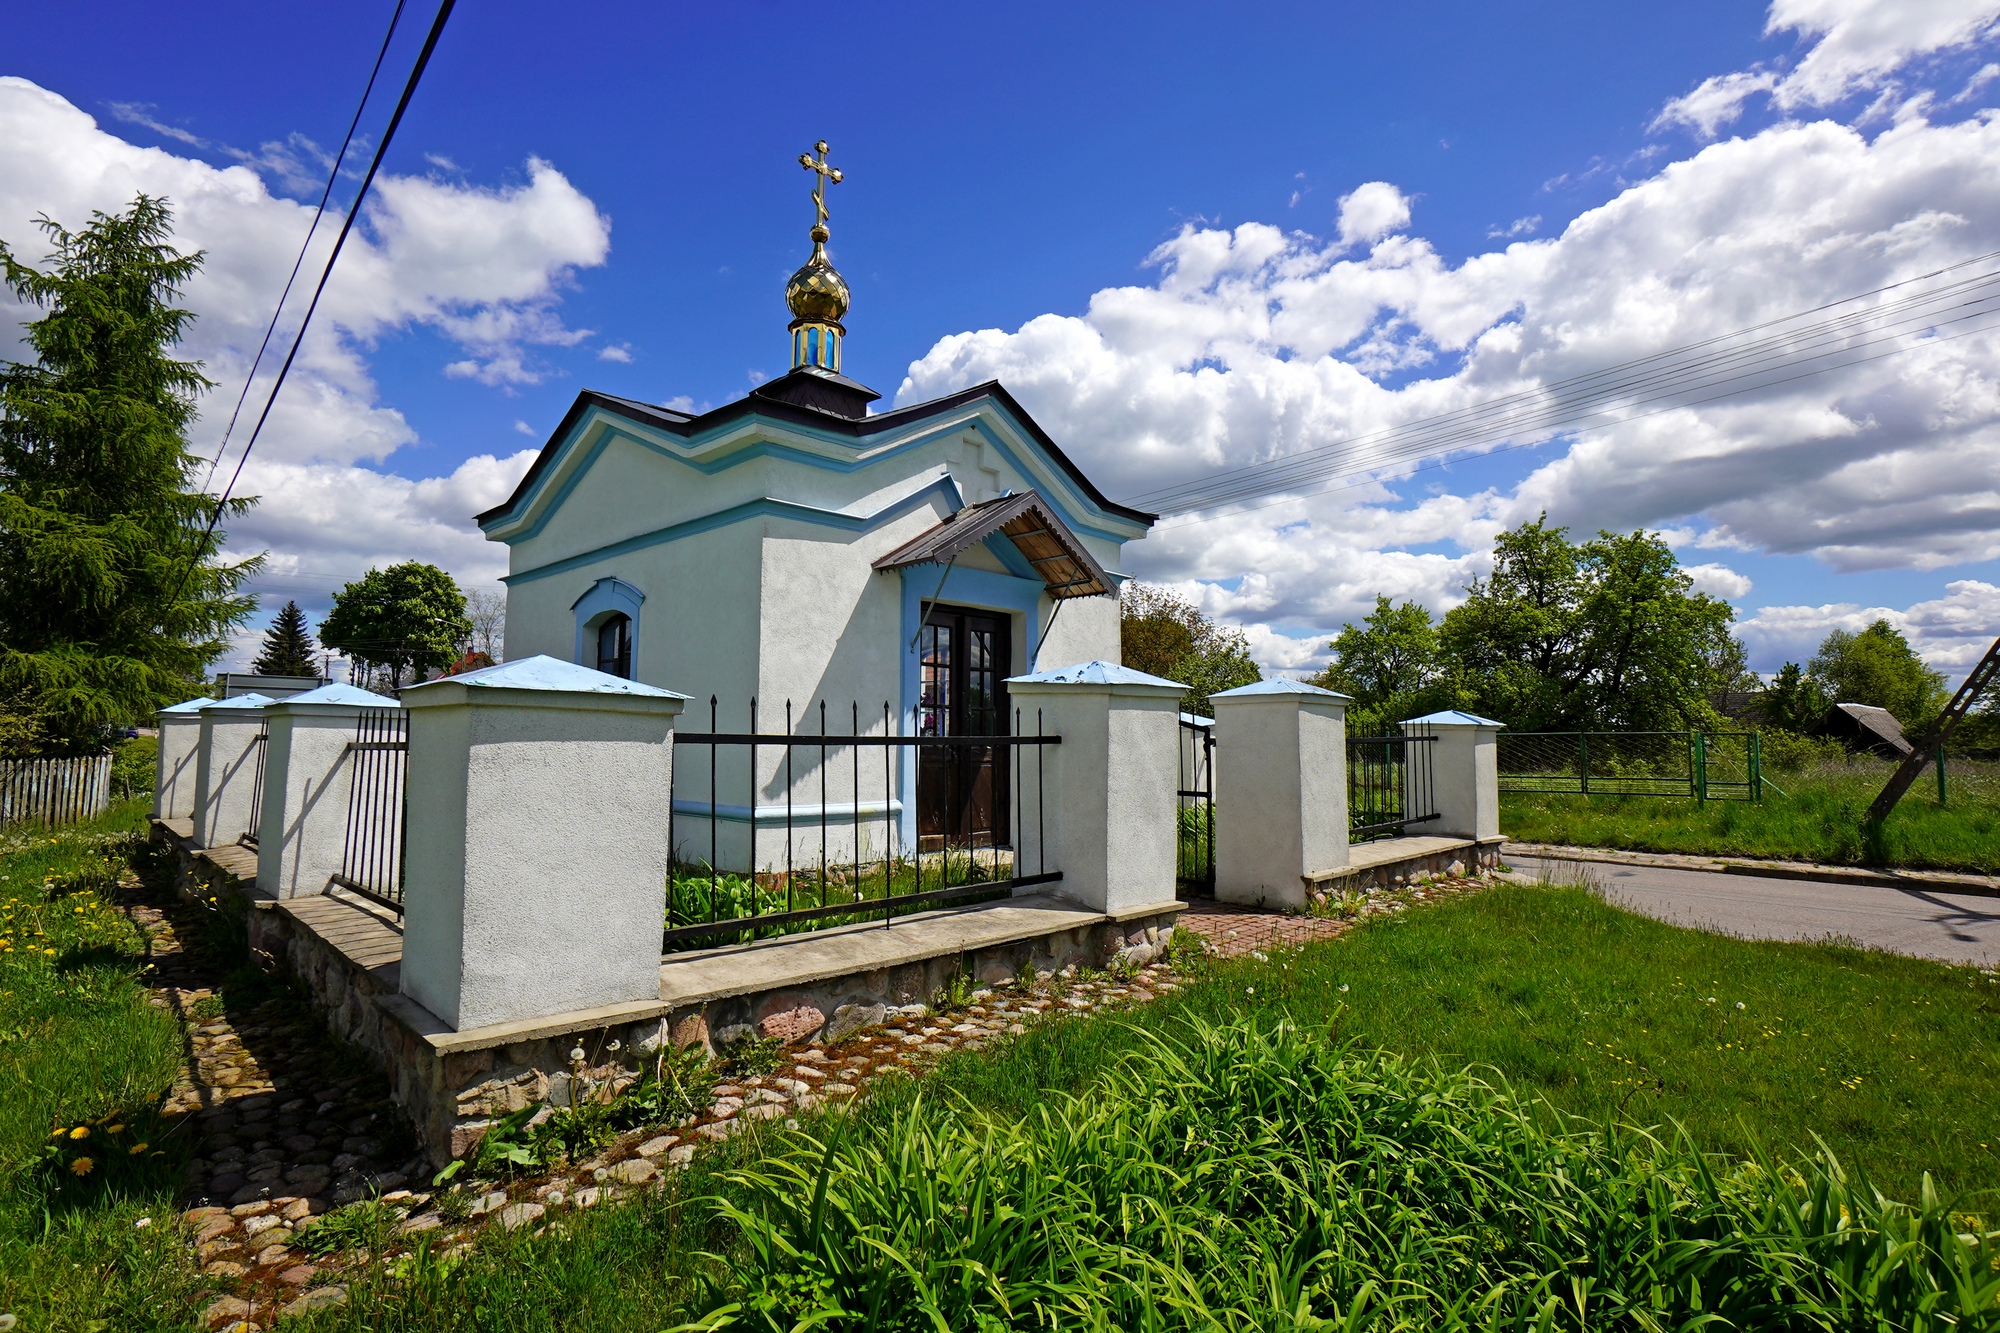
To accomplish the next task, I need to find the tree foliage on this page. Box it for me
[1803,620,1948,730]
[318,563,472,686]
[0,195,258,752]
[251,600,318,677]
[1119,583,1261,715]
[1315,518,1742,733]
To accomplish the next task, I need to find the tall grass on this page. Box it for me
[1502,761,2000,871]
[0,801,204,1330]
[690,1017,2000,1331]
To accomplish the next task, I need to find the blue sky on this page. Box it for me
[6,0,2000,677]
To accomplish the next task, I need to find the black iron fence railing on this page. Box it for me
[1497,730,1761,802]
[330,708,408,911]
[1347,728,1440,842]
[1176,714,1215,897]
[240,722,269,847]
[664,698,1060,952]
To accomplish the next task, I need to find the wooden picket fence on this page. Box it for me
[0,753,113,829]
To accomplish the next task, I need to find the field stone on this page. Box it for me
[200,1296,254,1330]
[195,1217,237,1245]
[572,1186,602,1208]
[496,1202,544,1230]
[242,1214,282,1238]
[636,1134,678,1157]
[608,1158,657,1186]
[196,1238,241,1262]
[277,1264,317,1285]
[281,1286,348,1318]
[471,1190,508,1216]
[203,1259,248,1278]
[741,1103,786,1122]
[399,1213,442,1235]
[255,1243,291,1266]
[666,1145,696,1167]
[281,1197,327,1221]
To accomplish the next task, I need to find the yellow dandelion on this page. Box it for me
[69,1157,94,1176]
[68,1126,88,1140]
[106,1124,123,1134]
[129,1142,148,1154]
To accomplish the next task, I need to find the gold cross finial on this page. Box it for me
[797,139,842,242]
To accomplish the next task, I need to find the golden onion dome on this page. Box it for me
[786,236,849,325]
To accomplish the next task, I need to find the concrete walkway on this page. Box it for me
[1510,854,2000,967]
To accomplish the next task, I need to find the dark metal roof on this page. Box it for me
[477,379,1156,529]
[871,490,1113,599]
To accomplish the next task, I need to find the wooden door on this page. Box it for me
[916,605,1011,849]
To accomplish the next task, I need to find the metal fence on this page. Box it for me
[241,722,269,847]
[1177,714,1215,897]
[0,753,113,828]
[1347,727,1440,843]
[664,698,1061,951]
[330,708,408,911]
[1498,730,1762,801]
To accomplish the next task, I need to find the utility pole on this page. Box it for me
[1866,634,2000,823]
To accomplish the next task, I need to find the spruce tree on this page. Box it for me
[0,196,259,750]
[252,601,318,678]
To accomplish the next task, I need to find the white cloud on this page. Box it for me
[1654,0,2000,137]
[1684,563,1755,599]
[900,9,2000,676]
[1335,181,1412,248]
[0,78,605,591]
[1737,579,2000,675]
[1486,215,1542,239]
[598,342,633,363]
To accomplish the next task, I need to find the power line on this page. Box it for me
[1128,249,2000,518]
[1148,307,2000,532]
[173,0,457,599]
[192,0,408,506]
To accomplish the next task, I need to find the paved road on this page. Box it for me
[1510,855,2000,967]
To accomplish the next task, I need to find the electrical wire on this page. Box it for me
[1147,306,2000,532]
[191,0,408,506]
[173,0,457,600]
[1128,249,2000,518]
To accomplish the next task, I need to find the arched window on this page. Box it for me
[596,613,632,678]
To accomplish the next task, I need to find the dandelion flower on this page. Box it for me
[129,1142,148,1154]
[69,1157,94,1176]
[1338,984,1349,993]
[1735,1001,1746,1010]
[69,1126,89,1140]
[1246,986,1255,995]
[107,1124,123,1134]
[569,1047,586,1062]
[134,1216,152,1228]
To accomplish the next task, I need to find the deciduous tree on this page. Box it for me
[319,563,471,687]
[1806,620,1947,729]
[1119,583,1261,715]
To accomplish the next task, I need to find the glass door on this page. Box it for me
[916,604,1011,849]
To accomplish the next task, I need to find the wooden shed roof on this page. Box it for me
[872,491,1113,599]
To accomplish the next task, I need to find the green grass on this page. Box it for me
[922,879,2000,1201]
[0,799,206,1332]
[1501,761,2000,872]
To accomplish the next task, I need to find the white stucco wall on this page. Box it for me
[192,709,268,848]
[154,713,204,821]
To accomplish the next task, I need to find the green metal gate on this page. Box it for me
[1498,730,1762,802]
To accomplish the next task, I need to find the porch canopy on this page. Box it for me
[872,490,1113,598]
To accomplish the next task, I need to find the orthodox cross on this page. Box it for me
[797,140,842,234]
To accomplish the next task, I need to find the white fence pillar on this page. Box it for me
[397,656,687,1034]
[1401,711,1504,841]
[153,698,213,822]
[191,695,273,848]
[1211,679,1352,911]
[1005,661,1184,917]
[257,684,401,899]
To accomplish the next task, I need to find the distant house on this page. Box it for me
[1810,702,1913,758]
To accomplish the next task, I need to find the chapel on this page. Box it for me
[479,142,1154,854]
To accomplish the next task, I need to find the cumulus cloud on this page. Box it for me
[1655,0,2000,136]
[1684,563,1755,599]
[1335,182,1412,248]
[1738,579,2000,674]
[0,77,607,667]
[900,3,2000,673]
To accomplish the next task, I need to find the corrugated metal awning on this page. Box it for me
[872,490,1113,598]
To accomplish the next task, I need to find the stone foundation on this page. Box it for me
[1307,835,1506,894]
[154,820,1180,1167]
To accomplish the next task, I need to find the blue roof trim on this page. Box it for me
[502,474,965,588]
[1404,709,1506,727]
[1006,660,1186,689]
[1210,678,1353,701]
[277,683,400,707]
[403,653,690,699]
[484,398,1143,550]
